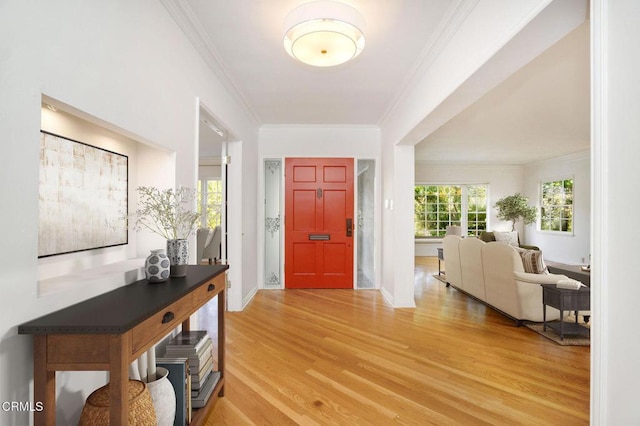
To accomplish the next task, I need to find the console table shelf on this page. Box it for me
[19,264,228,426]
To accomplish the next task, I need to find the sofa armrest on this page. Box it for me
[514,271,569,285]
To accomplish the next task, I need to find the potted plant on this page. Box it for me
[494,193,537,231]
[134,186,200,278]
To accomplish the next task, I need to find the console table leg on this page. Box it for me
[218,289,225,397]
[109,335,129,425]
[34,335,55,426]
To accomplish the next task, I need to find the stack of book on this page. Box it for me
[164,330,220,409]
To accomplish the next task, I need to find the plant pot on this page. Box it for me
[146,367,176,426]
[167,239,189,277]
[144,249,170,283]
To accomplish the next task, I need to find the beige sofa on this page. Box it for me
[443,235,564,324]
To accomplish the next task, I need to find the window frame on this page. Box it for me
[414,183,489,239]
[539,176,574,235]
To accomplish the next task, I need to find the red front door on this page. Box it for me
[285,158,354,288]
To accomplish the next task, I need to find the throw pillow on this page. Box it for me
[494,231,519,247]
[515,247,549,274]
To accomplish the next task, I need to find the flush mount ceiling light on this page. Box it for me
[283,1,366,67]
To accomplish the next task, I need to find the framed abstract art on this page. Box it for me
[38,131,128,257]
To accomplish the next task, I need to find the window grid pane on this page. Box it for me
[200,179,223,229]
[540,178,573,233]
[414,184,487,237]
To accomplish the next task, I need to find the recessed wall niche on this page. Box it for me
[38,100,175,286]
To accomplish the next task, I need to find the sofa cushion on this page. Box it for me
[494,231,519,247]
[516,247,549,274]
[479,231,496,243]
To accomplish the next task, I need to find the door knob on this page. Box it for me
[346,218,353,237]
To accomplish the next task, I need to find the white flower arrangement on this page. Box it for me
[133,186,200,240]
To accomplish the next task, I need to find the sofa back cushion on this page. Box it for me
[459,237,486,299]
[442,235,463,289]
[482,242,523,318]
[479,231,496,243]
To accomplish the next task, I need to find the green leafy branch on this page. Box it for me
[494,193,537,231]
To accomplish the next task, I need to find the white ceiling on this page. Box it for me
[186,0,453,125]
[181,0,589,164]
[416,20,590,164]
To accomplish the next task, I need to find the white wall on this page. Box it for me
[592,0,640,423]
[0,1,257,424]
[259,125,381,158]
[257,126,382,294]
[198,165,222,180]
[414,163,524,255]
[390,145,416,307]
[522,151,590,264]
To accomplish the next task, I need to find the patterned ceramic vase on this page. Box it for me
[145,249,170,283]
[166,239,189,277]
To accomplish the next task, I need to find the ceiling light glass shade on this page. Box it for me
[283,1,365,67]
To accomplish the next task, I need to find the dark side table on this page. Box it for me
[546,261,591,287]
[541,284,590,340]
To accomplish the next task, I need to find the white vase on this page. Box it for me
[147,367,176,426]
[145,249,170,283]
[167,239,189,277]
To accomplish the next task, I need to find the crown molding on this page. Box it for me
[523,149,590,167]
[414,161,524,171]
[160,0,261,126]
[377,0,480,128]
[259,123,380,130]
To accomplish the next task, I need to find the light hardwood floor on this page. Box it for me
[203,257,590,425]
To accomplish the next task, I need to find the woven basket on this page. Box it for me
[79,379,157,425]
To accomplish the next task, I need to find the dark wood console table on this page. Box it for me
[19,264,228,426]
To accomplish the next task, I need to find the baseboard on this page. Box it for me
[241,286,258,310]
[380,287,395,307]
[380,287,416,308]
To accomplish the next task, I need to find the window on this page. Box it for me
[197,179,223,229]
[466,185,488,236]
[540,178,573,232]
[414,184,488,237]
